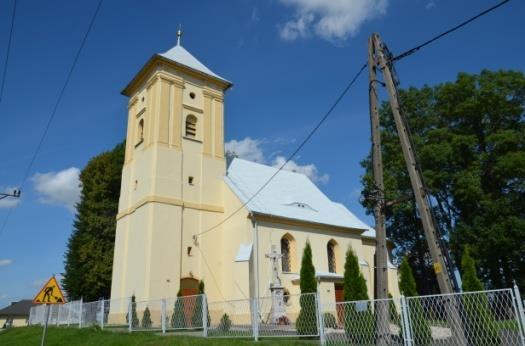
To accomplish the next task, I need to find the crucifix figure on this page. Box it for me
[265,245,287,324]
[266,245,283,288]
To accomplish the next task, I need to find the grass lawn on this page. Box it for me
[0,326,319,345]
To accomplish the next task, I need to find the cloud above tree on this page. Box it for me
[32,167,82,212]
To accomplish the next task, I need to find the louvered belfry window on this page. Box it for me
[185,115,197,138]
[281,237,291,272]
[327,242,336,273]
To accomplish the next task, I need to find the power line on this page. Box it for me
[0,0,104,239]
[193,62,368,240]
[0,0,17,103]
[392,0,511,62]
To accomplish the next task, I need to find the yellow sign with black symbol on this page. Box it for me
[433,262,442,274]
[33,276,66,304]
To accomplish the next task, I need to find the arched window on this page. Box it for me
[327,240,338,273]
[280,233,296,272]
[185,115,197,138]
[137,118,144,144]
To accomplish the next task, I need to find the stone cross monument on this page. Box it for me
[265,245,287,323]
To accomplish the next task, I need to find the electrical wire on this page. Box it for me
[193,62,367,240]
[0,0,104,239]
[392,0,511,62]
[0,0,17,103]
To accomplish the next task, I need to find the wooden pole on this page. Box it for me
[368,34,390,345]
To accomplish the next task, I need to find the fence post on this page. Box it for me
[79,298,83,329]
[251,299,259,341]
[316,292,325,345]
[512,285,525,344]
[67,302,71,326]
[202,294,208,337]
[128,297,132,333]
[56,305,60,326]
[400,296,413,346]
[161,298,166,334]
[100,299,105,330]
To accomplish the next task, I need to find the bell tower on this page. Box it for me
[110,32,232,302]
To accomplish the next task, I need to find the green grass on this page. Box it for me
[0,326,319,345]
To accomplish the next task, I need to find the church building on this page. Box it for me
[110,35,400,308]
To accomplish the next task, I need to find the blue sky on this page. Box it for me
[0,0,523,305]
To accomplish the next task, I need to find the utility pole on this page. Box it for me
[367,36,390,345]
[370,33,467,345]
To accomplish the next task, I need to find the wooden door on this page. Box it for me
[334,283,344,326]
[180,278,199,327]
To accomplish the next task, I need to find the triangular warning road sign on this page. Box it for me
[33,276,66,304]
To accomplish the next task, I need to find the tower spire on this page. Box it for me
[176,24,183,46]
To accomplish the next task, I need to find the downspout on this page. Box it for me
[251,213,260,305]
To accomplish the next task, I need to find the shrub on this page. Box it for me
[218,313,231,332]
[141,306,152,328]
[296,240,318,335]
[461,247,500,345]
[126,294,139,328]
[170,290,186,329]
[343,247,374,343]
[323,313,337,329]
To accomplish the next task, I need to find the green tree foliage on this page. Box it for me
[141,306,152,328]
[361,70,525,292]
[461,246,482,291]
[296,240,317,335]
[343,247,373,343]
[62,142,125,300]
[461,247,500,345]
[171,290,186,329]
[126,294,139,328]
[399,257,417,297]
[399,257,431,345]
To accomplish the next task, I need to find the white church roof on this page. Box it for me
[159,44,231,84]
[225,158,373,234]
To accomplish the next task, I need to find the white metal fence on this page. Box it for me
[28,286,525,345]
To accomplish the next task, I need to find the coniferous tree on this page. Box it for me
[461,247,500,345]
[296,240,318,335]
[399,257,431,345]
[171,290,186,329]
[62,142,125,300]
[126,294,139,328]
[343,247,373,343]
[191,280,210,328]
[141,306,152,328]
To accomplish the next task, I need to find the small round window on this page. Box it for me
[189,92,196,99]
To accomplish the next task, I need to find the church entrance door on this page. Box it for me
[180,278,200,327]
[334,283,344,326]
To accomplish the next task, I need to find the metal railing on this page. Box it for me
[28,286,525,345]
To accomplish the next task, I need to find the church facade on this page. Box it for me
[110,39,400,307]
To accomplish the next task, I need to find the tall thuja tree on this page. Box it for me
[126,294,139,328]
[461,246,500,345]
[296,240,317,335]
[171,290,186,329]
[399,257,431,345]
[63,142,125,300]
[360,70,525,292]
[191,280,210,328]
[343,247,373,343]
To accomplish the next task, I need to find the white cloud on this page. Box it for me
[251,7,260,22]
[0,186,21,208]
[226,137,266,163]
[32,279,46,288]
[0,259,13,267]
[226,137,329,184]
[425,1,435,9]
[272,155,330,184]
[278,0,389,43]
[32,167,81,212]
